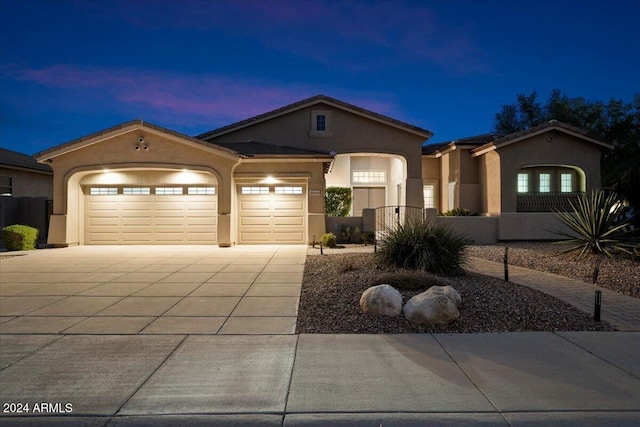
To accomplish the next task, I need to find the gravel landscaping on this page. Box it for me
[467,242,640,298]
[296,252,614,334]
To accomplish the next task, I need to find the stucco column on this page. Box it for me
[406,178,424,208]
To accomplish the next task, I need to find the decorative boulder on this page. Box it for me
[403,286,461,325]
[425,285,462,307]
[360,284,403,317]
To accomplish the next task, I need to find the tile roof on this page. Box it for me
[0,147,53,173]
[471,120,614,154]
[422,133,501,155]
[197,94,433,140]
[211,140,333,157]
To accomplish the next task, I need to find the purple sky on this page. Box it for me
[1,0,639,155]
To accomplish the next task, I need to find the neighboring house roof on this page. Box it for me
[197,94,434,140]
[212,140,333,158]
[471,120,615,156]
[422,133,501,156]
[0,147,53,174]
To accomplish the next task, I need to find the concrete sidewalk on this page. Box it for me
[0,332,639,426]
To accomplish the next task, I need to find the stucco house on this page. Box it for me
[35,95,613,246]
[1,147,53,198]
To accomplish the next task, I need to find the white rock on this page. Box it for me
[403,286,461,325]
[425,285,462,307]
[360,284,403,317]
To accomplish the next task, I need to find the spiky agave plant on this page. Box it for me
[553,189,637,259]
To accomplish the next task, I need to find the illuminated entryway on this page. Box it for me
[236,183,306,244]
[326,153,408,216]
[80,170,218,244]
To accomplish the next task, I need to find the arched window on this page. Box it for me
[516,166,585,211]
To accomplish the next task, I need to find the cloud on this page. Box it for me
[3,64,403,129]
[78,0,489,74]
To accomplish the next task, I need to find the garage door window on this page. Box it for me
[123,187,151,195]
[155,187,183,195]
[188,187,216,195]
[241,186,269,195]
[90,187,118,195]
[275,186,303,195]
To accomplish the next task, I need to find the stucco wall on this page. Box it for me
[498,212,575,240]
[435,216,498,244]
[478,150,501,214]
[0,167,52,198]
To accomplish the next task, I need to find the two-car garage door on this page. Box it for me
[85,186,217,244]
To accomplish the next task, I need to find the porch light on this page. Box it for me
[263,176,279,184]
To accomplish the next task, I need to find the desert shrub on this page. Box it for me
[340,225,360,243]
[325,187,352,217]
[361,231,375,245]
[321,232,337,248]
[553,190,638,259]
[2,224,39,251]
[375,216,467,275]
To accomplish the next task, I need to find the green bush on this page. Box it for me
[360,231,375,245]
[2,224,39,251]
[375,216,467,275]
[440,208,475,216]
[321,232,337,248]
[553,189,637,258]
[325,187,352,217]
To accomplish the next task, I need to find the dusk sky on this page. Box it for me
[1,0,639,156]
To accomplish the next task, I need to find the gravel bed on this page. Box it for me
[296,253,613,334]
[466,242,640,298]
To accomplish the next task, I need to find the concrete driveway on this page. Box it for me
[0,245,306,335]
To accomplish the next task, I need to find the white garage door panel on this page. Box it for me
[85,192,217,244]
[237,185,306,244]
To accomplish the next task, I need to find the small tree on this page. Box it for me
[325,187,352,217]
[552,190,637,259]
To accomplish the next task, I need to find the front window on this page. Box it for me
[423,184,435,208]
[538,173,551,193]
[316,115,326,131]
[517,173,529,193]
[352,170,386,184]
[560,173,573,192]
[0,176,12,196]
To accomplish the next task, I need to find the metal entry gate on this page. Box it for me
[374,205,425,239]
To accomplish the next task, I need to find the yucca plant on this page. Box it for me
[553,189,637,259]
[375,216,467,275]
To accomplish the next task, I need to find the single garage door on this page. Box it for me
[85,185,217,244]
[237,184,306,244]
